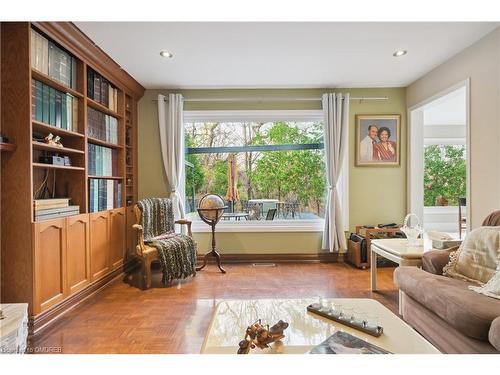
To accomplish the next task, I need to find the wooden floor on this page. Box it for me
[32,262,398,354]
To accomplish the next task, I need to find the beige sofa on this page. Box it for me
[394,211,500,354]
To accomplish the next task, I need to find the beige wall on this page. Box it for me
[407,28,500,228]
[138,87,407,253]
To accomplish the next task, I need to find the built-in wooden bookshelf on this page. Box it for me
[1,22,144,332]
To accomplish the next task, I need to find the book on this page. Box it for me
[94,73,101,103]
[35,205,80,216]
[87,68,94,99]
[72,97,78,132]
[309,331,391,354]
[35,209,80,221]
[55,91,62,128]
[42,83,50,124]
[71,56,77,90]
[34,198,70,210]
[66,95,72,132]
[87,107,118,144]
[88,179,121,212]
[35,80,43,121]
[101,78,109,108]
[48,42,59,82]
[49,87,56,125]
[61,93,67,130]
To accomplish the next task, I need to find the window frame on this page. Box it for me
[183,110,348,233]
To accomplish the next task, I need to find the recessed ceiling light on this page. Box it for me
[160,51,173,58]
[393,50,407,57]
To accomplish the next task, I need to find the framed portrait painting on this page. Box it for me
[355,114,401,167]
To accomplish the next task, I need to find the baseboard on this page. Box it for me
[197,252,345,263]
[31,259,138,335]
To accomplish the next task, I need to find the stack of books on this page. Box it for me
[31,29,77,89]
[88,144,119,176]
[87,107,118,144]
[87,67,118,112]
[32,79,78,131]
[34,199,80,221]
[89,179,122,213]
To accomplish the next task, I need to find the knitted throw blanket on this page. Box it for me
[137,198,196,284]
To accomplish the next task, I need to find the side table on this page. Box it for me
[370,239,424,315]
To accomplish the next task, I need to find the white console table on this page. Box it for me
[0,303,29,354]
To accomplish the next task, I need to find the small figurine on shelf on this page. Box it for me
[237,319,289,354]
[44,133,63,148]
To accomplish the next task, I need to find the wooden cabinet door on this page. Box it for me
[89,211,110,281]
[109,208,125,270]
[33,219,67,314]
[66,214,91,295]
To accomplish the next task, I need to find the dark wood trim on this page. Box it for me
[197,252,345,264]
[31,22,145,99]
[31,259,136,335]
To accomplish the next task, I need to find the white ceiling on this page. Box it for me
[75,22,498,89]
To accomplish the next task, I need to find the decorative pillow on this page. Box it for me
[469,270,500,300]
[443,226,500,284]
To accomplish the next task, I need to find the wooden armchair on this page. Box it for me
[132,201,195,289]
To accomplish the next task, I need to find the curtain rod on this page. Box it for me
[152,96,388,103]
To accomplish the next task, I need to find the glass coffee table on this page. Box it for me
[201,298,439,354]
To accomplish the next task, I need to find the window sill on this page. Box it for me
[192,219,325,233]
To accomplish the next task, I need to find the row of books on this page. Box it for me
[89,179,122,213]
[87,107,119,144]
[33,199,80,222]
[32,79,79,131]
[31,29,77,89]
[87,68,118,112]
[88,144,119,176]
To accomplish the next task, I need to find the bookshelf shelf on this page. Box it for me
[32,120,84,138]
[32,141,85,154]
[0,143,17,152]
[33,163,85,171]
[31,69,83,99]
[87,137,123,149]
[87,98,122,118]
[88,175,124,180]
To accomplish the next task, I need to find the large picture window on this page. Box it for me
[183,112,328,226]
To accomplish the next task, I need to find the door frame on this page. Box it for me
[407,78,471,233]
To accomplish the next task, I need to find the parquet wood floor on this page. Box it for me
[31,262,398,354]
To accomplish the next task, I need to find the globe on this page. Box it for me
[198,194,226,221]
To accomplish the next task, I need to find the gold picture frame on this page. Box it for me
[355,114,401,167]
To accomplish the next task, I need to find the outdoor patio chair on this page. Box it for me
[266,208,277,220]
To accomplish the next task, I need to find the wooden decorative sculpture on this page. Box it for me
[237,319,289,354]
[44,133,63,147]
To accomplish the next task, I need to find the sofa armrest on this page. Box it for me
[489,317,500,352]
[422,246,458,275]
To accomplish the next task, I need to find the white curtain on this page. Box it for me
[158,93,185,221]
[322,93,349,252]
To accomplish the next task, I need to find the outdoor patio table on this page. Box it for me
[248,199,279,216]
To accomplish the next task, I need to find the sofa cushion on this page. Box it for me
[394,267,500,341]
[469,271,500,300]
[443,226,500,284]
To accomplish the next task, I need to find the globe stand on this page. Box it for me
[195,217,226,274]
[196,196,227,274]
